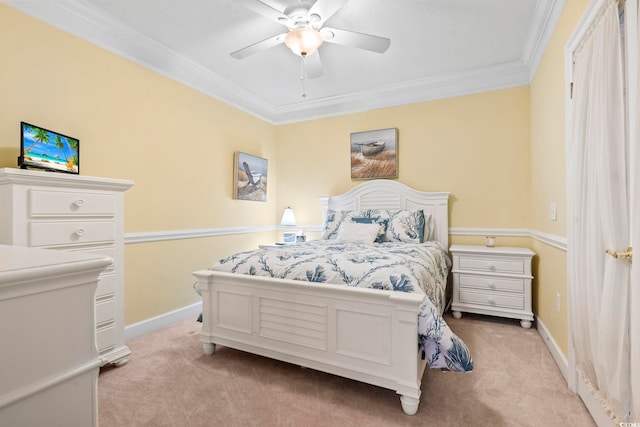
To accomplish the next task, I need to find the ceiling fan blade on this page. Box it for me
[305,51,324,78]
[321,27,390,53]
[235,0,291,26]
[230,33,287,59]
[308,0,349,26]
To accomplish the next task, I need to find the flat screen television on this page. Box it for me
[18,122,79,174]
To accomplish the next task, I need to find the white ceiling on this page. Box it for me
[4,0,564,124]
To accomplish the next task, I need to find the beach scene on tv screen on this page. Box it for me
[22,124,79,173]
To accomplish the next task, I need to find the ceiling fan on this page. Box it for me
[230,0,391,79]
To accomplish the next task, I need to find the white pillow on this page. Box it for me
[335,222,381,244]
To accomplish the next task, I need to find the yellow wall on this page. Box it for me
[276,88,532,230]
[0,5,279,323]
[529,0,589,356]
[0,1,592,361]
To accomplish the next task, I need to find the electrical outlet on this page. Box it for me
[549,202,557,221]
[556,293,561,313]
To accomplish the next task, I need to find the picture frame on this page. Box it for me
[233,151,268,201]
[350,127,398,180]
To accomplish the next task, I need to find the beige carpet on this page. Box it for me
[99,313,595,427]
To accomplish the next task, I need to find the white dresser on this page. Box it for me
[0,168,134,365]
[0,244,111,426]
[450,244,535,328]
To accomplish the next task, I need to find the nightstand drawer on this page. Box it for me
[96,299,115,326]
[458,274,525,293]
[450,245,535,328]
[458,256,525,274]
[29,221,115,247]
[29,189,116,217]
[459,290,524,310]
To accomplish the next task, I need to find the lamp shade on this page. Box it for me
[280,207,297,226]
[284,28,323,57]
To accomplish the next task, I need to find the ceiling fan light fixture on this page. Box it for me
[284,27,323,57]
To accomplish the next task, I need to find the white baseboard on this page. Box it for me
[536,317,568,383]
[576,373,616,427]
[526,318,612,426]
[124,301,202,341]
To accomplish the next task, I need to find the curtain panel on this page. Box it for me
[567,0,632,421]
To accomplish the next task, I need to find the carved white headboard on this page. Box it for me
[320,180,450,249]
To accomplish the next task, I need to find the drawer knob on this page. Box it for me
[487,282,496,290]
[487,296,496,305]
[74,199,85,208]
[487,263,496,271]
[75,228,85,237]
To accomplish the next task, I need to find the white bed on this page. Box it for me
[193,180,461,415]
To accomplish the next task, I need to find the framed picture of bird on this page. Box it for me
[234,151,268,201]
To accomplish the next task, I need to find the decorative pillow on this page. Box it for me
[322,210,356,240]
[351,217,388,243]
[380,209,425,243]
[323,208,427,243]
[334,222,382,244]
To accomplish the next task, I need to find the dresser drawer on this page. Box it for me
[29,221,115,247]
[29,189,115,217]
[96,273,116,299]
[96,299,115,326]
[97,326,116,353]
[459,289,524,310]
[458,255,526,275]
[458,274,525,293]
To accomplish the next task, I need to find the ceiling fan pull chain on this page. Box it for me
[300,56,307,98]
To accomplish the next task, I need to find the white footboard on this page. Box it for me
[193,269,428,415]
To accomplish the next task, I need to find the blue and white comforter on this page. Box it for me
[210,240,473,373]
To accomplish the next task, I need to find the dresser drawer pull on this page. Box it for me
[487,296,496,305]
[75,228,86,237]
[487,263,496,271]
[487,282,496,290]
[74,199,85,208]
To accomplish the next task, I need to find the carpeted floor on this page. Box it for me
[98,313,595,427]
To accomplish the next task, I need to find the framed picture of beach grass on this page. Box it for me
[350,127,398,180]
[233,151,268,202]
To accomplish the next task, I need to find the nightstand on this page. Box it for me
[450,244,535,328]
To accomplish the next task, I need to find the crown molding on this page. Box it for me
[273,60,531,123]
[522,0,566,80]
[3,0,563,124]
[2,0,276,122]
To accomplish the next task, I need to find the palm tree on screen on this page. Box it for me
[23,125,50,155]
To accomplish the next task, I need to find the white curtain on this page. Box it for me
[567,0,632,421]
[631,0,640,420]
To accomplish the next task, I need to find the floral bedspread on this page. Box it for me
[210,240,473,373]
